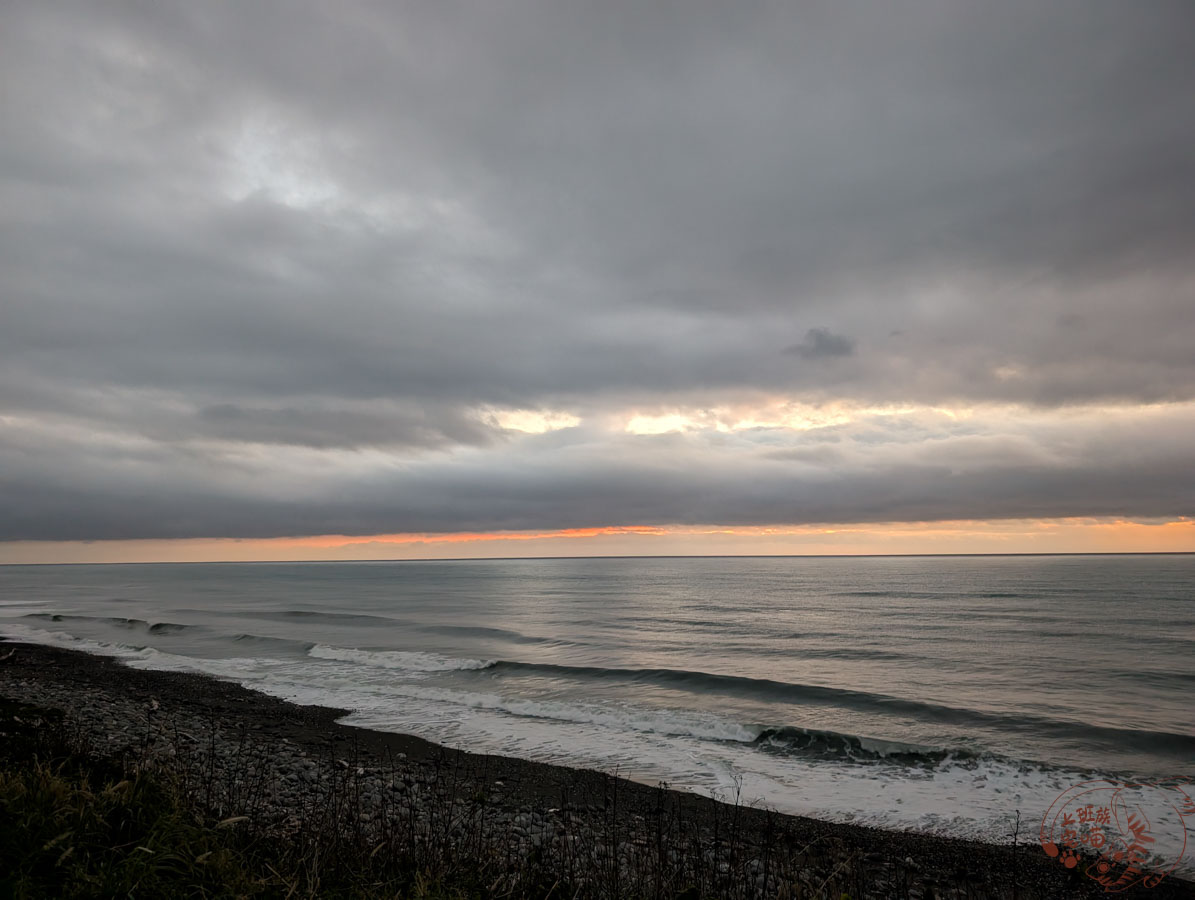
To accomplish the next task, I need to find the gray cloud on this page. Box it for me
[2,406,1192,541]
[1,0,1193,541]
[785,329,855,360]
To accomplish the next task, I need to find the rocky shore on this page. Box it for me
[2,641,1191,899]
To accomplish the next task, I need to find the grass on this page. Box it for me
[1,757,261,897]
[0,697,575,898]
[0,694,1078,899]
[2,698,259,897]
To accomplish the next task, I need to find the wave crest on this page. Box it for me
[308,645,492,673]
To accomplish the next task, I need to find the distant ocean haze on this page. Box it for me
[2,555,1193,857]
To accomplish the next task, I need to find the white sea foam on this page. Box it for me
[6,617,1193,876]
[0,622,152,660]
[342,688,1104,848]
[372,682,761,743]
[124,650,296,678]
[308,644,492,673]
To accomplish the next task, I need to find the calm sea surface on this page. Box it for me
[3,555,1193,850]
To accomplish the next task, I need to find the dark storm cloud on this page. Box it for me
[194,403,499,450]
[785,329,855,360]
[2,407,1192,541]
[1,0,1194,540]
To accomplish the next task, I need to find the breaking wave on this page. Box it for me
[308,644,492,672]
[23,613,194,635]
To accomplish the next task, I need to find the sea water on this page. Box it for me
[2,555,1192,861]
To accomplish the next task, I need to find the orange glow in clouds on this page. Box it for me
[291,525,671,549]
[0,518,1191,564]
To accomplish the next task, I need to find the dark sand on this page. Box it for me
[2,641,1191,899]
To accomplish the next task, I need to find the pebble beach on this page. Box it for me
[3,641,1191,899]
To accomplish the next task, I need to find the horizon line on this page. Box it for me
[3,550,1193,567]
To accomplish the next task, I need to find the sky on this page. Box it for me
[1,1,1193,563]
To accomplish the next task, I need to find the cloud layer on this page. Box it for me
[2,1,1193,541]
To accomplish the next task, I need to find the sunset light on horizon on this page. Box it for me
[4,517,1192,565]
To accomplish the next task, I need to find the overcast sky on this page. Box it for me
[2,1,1193,554]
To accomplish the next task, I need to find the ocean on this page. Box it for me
[2,554,1192,858]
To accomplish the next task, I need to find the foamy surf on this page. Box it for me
[3,554,1193,877]
[0,622,157,661]
[308,644,492,673]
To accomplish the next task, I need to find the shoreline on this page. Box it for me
[3,641,1191,899]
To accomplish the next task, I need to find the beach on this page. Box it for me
[3,641,1191,899]
[2,556,1191,847]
